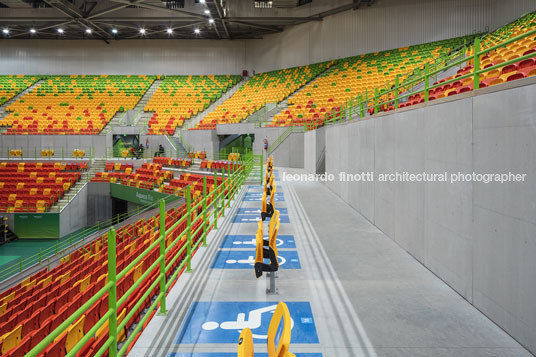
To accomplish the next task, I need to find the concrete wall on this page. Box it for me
[59,183,88,237]
[0,134,110,158]
[321,79,536,354]
[86,182,112,226]
[245,0,536,73]
[180,129,219,159]
[0,39,246,75]
[252,127,304,169]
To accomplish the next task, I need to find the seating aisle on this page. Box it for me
[128,167,531,357]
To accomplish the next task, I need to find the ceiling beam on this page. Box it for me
[353,0,363,10]
[225,20,282,33]
[211,0,229,39]
[86,1,147,20]
[108,0,208,20]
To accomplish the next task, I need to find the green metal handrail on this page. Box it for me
[316,27,536,128]
[25,154,252,356]
[267,126,293,156]
[0,192,178,282]
[0,146,96,160]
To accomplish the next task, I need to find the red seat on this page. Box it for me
[501,64,517,75]
[42,332,66,357]
[518,58,535,69]
[506,72,526,82]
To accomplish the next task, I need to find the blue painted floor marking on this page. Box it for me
[220,235,296,249]
[211,250,300,269]
[175,301,318,344]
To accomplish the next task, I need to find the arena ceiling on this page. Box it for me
[0,0,375,41]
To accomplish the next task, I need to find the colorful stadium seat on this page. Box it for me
[1,75,155,135]
[194,61,334,130]
[144,75,241,134]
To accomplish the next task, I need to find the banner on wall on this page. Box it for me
[14,213,60,238]
[109,183,177,206]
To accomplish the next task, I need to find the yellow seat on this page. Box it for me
[0,324,22,354]
[237,328,254,357]
[238,301,295,357]
[65,315,85,353]
[74,274,91,293]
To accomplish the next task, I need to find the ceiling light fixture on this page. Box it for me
[57,28,64,34]
[139,28,146,34]
[30,28,36,34]
[199,0,205,3]
[2,28,8,35]
[204,9,210,14]
[209,19,214,24]
[167,28,173,34]
[112,28,118,34]
[194,28,200,34]
[85,28,92,34]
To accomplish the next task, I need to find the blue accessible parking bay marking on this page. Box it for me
[175,301,318,344]
[168,352,322,357]
[211,250,300,269]
[220,234,296,249]
[237,207,288,215]
[232,214,290,224]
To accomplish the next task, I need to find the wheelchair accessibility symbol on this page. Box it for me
[201,304,294,339]
[175,301,319,344]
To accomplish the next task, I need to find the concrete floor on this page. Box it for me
[130,167,531,357]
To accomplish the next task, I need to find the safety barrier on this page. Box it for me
[0,147,96,160]
[0,194,178,282]
[309,26,536,129]
[21,153,253,357]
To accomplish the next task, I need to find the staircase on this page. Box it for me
[245,100,288,126]
[0,79,44,132]
[250,64,334,128]
[48,159,106,213]
[169,136,188,158]
[134,79,162,126]
[181,77,248,130]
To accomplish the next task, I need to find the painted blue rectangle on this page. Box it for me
[211,250,300,269]
[244,192,284,197]
[175,301,318,344]
[232,214,290,224]
[237,207,288,215]
[243,196,285,202]
[220,234,296,249]
[168,352,322,357]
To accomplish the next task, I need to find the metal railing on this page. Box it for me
[308,28,536,129]
[0,194,178,282]
[25,154,253,357]
[0,147,95,160]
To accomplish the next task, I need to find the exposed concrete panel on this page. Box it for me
[59,183,88,237]
[323,81,536,354]
[423,98,473,300]
[472,84,536,353]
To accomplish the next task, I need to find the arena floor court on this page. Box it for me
[128,168,531,357]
